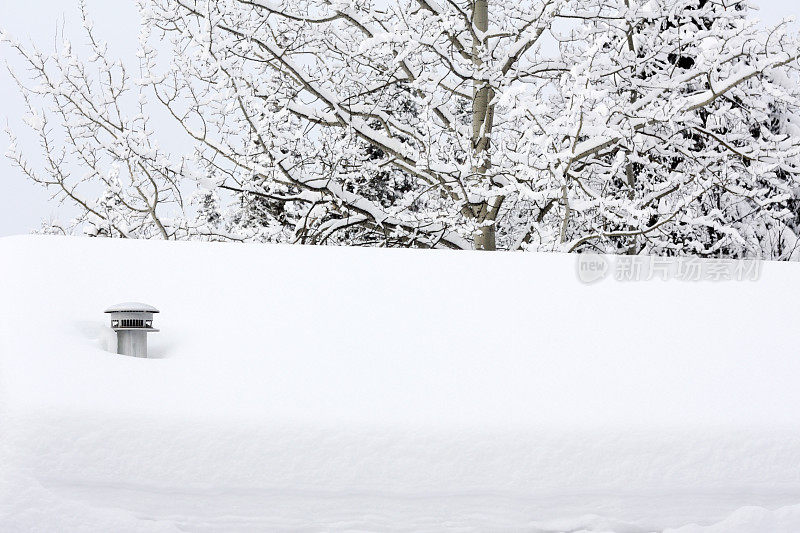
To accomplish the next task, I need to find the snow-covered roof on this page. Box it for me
[3,235,800,531]
[104,302,159,313]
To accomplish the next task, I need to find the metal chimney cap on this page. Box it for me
[104,302,160,313]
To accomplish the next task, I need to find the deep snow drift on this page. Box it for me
[2,235,800,532]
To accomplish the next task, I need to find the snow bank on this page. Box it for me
[1,235,800,531]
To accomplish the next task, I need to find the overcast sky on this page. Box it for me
[1,0,798,237]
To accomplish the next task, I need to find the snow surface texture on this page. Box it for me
[2,235,800,532]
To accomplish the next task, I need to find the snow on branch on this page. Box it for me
[3,0,800,257]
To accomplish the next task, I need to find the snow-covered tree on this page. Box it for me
[614,0,800,259]
[3,0,800,256]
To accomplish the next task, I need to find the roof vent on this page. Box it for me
[105,303,159,358]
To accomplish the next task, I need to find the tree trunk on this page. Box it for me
[472,0,497,251]
[624,0,638,255]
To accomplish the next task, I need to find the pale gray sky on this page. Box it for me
[1,0,798,236]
